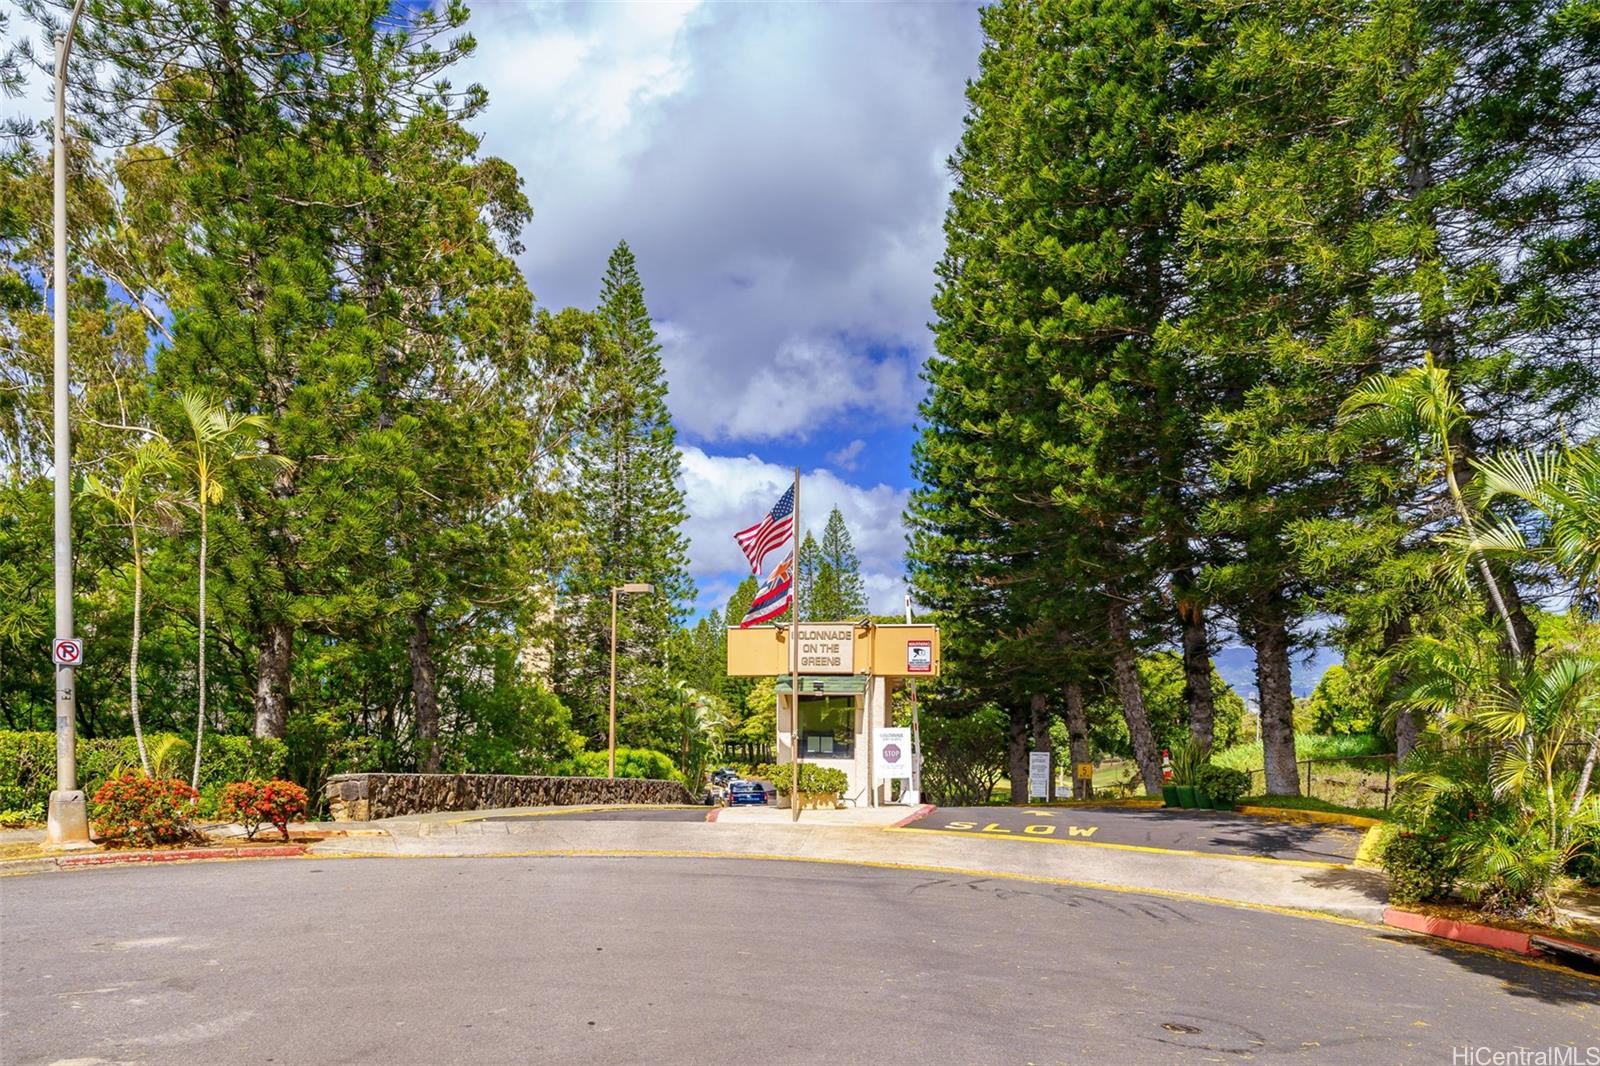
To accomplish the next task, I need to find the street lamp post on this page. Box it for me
[47,0,91,847]
[608,583,654,779]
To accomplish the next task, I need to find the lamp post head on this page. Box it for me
[619,583,654,594]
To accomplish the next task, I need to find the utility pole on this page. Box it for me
[48,0,92,847]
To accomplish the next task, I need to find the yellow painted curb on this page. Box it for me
[1235,805,1384,829]
[1353,825,1386,870]
[885,825,1350,871]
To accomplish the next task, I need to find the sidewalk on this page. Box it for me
[309,807,1389,923]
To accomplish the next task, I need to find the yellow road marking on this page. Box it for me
[1025,810,1056,818]
[887,825,1351,870]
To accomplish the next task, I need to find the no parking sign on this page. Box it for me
[52,637,83,666]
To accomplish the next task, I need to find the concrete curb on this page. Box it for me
[2,844,306,874]
[1384,906,1539,956]
[1352,825,1385,869]
[61,845,306,866]
[890,803,936,828]
[1235,805,1385,829]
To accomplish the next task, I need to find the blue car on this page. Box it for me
[727,779,770,805]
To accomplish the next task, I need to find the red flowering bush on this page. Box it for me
[219,779,308,841]
[91,773,199,848]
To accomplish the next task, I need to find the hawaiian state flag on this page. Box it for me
[734,484,795,575]
[740,551,794,628]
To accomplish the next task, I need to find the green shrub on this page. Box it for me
[90,773,199,848]
[1196,764,1249,807]
[1168,738,1210,786]
[0,731,286,811]
[557,747,683,783]
[752,762,848,796]
[0,803,44,828]
[1380,826,1457,905]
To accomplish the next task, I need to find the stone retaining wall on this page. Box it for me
[324,773,697,821]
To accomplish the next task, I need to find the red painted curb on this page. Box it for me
[705,807,720,823]
[891,803,937,828]
[60,845,306,867]
[1383,907,1535,956]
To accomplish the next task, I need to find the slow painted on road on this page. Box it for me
[2,855,1593,1064]
[899,805,1366,865]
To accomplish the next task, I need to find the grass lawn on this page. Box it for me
[1238,794,1390,820]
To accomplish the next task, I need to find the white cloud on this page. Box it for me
[678,445,909,614]
[827,438,866,471]
[459,1,980,443]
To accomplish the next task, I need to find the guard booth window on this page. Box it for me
[798,695,855,757]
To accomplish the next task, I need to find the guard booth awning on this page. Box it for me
[776,675,870,695]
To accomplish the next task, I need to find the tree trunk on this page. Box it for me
[1030,692,1055,800]
[410,607,441,773]
[1177,584,1216,748]
[129,535,151,776]
[191,504,208,791]
[1007,703,1029,804]
[1063,679,1093,800]
[1107,597,1162,795]
[1494,565,1538,664]
[1254,609,1300,795]
[1380,615,1417,763]
[1394,705,1419,764]
[252,619,294,739]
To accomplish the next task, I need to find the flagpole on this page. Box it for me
[789,466,801,823]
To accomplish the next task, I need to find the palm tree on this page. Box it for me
[84,438,181,777]
[172,392,289,790]
[1339,356,1524,659]
[1470,443,1600,810]
[1394,637,1600,918]
[671,681,728,790]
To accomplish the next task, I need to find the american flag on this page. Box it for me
[740,552,794,627]
[734,484,795,575]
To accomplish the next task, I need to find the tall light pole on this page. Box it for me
[48,0,92,847]
[608,583,654,779]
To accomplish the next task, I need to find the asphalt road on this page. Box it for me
[4,857,1595,1064]
[904,806,1366,864]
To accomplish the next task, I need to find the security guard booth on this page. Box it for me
[726,622,940,806]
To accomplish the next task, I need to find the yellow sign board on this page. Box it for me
[797,624,854,673]
[726,623,939,678]
[1075,762,1094,781]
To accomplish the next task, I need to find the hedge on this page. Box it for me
[0,731,287,813]
[752,762,848,796]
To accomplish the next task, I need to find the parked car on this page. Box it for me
[727,779,770,805]
[710,767,742,787]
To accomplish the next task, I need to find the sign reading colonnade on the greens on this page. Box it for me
[797,624,854,673]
